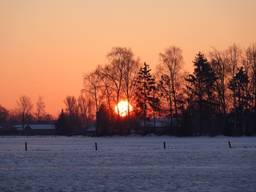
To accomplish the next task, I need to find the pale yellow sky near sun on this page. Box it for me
[0,0,255,115]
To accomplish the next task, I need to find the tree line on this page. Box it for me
[74,44,256,136]
[1,43,256,136]
[0,96,53,133]
[0,95,92,135]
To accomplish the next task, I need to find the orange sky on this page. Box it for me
[0,0,256,116]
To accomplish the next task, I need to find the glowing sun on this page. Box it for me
[115,100,133,117]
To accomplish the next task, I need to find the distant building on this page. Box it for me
[137,118,179,134]
[140,118,178,128]
[13,122,56,135]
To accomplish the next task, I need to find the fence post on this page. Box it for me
[25,142,28,151]
[95,142,98,151]
[228,141,232,148]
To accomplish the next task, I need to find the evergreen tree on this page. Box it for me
[228,67,251,135]
[185,52,217,135]
[56,110,70,135]
[134,63,158,133]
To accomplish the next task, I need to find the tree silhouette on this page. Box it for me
[159,46,183,116]
[83,66,103,114]
[228,67,251,134]
[17,96,33,130]
[134,63,157,132]
[246,44,256,111]
[35,96,46,122]
[56,110,67,135]
[96,104,112,135]
[185,53,217,135]
[102,47,138,116]
[0,105,9,124]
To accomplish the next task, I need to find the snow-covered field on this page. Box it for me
[0,136,256,192]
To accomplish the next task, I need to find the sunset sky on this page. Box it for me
[0,0,255,116]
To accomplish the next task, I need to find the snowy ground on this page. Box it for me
[0,136,256,192]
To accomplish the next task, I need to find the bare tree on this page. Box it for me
[122,51,139,118]
[158,46,183,120]
[102,47,138,116]
[103,48,126,116]
[225,44,242,110]
[209,49,230,114]
[83,66,103,114]
[35,96,46,121]
[17,96,33,130]
[64,96,78,117]
[89,65,115,114]
[101,75,114,114]
[77,95,94,126]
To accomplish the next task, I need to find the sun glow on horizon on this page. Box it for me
[115,100,133,117]
[0,0,255,115]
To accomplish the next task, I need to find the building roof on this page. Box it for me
[14,123,55,130]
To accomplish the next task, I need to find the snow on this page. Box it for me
[0,136,256,192]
